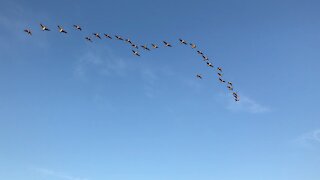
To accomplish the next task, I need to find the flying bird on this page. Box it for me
[179,38,187,45]
[202,55,209,61]
[190,43,196,49]
[141,45,150,51]
[93,33,101,39]
[217,67,222,72]
[73,25,82,31]
[104,33,112,39]
[125,38,133,44]
[163,41,172,47]
[219,78,226,83]
[196,74,203,79]
[206,62,214,68]
[85,37,92,42]
[115,35,123,40]
[57,25,67,33]
[132,44,139,49]
[151,44,158,49]
[40,23,50,31]
[228,82,233,86]
[24,29,32,35]
[227,86,233,91]
[132,50,140,56]
[197,50,203,55]
[217,73,223,77]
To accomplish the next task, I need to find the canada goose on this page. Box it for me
[219,78,226,83]
[163,41,172,47]
[104,34,112,39]
[115,35,123,40]
[93,33,101,39]
[125,38,132,44]
[132,44,139,49]
[197,50,203,55]
[179,38,187,45]
[227,86,233,90]
[151,44,158,49]
[217,73,222,77]
[202,55,209,61]
[217,67,222,72]
[206,62,214,68]
[190,43,196,49]
[85,37,93,42]
[57,25,67,33]
[228,82,233,86]
[196,74,203,79]
[141,45,150,51]
[235,97,240,102]
[132,50,140,56]
[233,92,238,98]
[40,23,50,31]
[73,25,82,31]
[24,29,32,35]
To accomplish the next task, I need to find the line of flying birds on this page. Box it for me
[24,23,240,101]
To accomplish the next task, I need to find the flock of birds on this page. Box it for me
[24,23,240,102]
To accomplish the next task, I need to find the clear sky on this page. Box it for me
[1,0,320,180]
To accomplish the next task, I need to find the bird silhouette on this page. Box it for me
[132,50,140,56]
[104,34,112,39]
[163,41,172,47]
[85,37,93,42]
[93,33,101,39]
[73,25,82,31]
[24,29,32,35]
[58,25,67,33]
[40,23,50,31]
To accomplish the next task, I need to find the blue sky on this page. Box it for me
[1,0,320,179]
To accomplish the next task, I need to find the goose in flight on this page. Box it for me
[196,74,203,79]
[217,73,223,77]
[132,44,139,49]
[73,25,82,31]
[141,45,150,51]
[219,78,226,83]
[85,37,93,42]
[104,33,112,39]
[206,62,214,68]
[163,41,172,47]
[40,23,50,31]
[58,25,67,33]
[190,43,196,49]
[227,86,233,91]
[115,35,124,40]
[24,29,32,35]
[152,44,159,49]
[217,67,222,72]
[125,38,133,44]
[93,33,101,39]
[202,55,209,61]
[132,50,140,56]
[197,50,203,55]
[179,38,187,45]
[228,82,233,86]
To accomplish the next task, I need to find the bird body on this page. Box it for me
[132,50,140,56]
[115,35,123,40]
[190,43,196,48]
[141,45,150,51]
[217,67,222,72]
[179,38,187,45]
[73,25,82,31]
[152,44,158,48]
[196,74,203,79]
[104,34,112,39]
[207,62,213,67]
[163,41,172,47]
[24,29,32,35]
[40,24,50,31]
[58,25,67,33]
[93,33,101,39]
[85,37,92,42]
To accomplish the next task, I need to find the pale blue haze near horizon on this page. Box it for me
[0,0,320,179]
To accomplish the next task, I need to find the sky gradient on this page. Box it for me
[1,0,320,180]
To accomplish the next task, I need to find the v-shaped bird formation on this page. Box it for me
[24,23,240,102]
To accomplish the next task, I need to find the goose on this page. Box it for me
[115,35,123,40]
[196,74,203,79]
[24,29,32,35]
[151,44,158,49]
[104,34,112,39]
[132,50,140,56]
[217,73,223,77]
[163,41,172,47]
[40,23,50,31]
[206,62,214,68]
[125,38,133,44]
[190,43,196,49]
[132,44,139,49]
[202,55,209,61]
[227,86,233,90]
[141,45,150,51]
[73,25,82,31]
[179,38,187,45]
[85,37,93,42]
[217,67,222,72]
[219,78,226,83]
[228,82,233,86]
[197,50,203,55]
[58,25,67,33]
[93,33,101,39]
